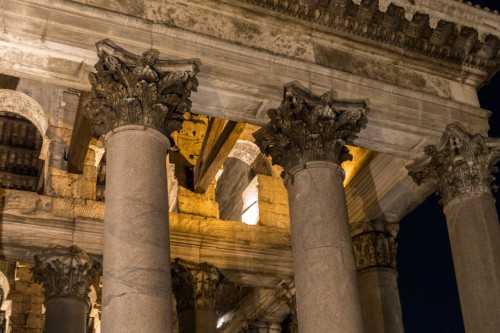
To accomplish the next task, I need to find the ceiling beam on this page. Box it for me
[193,118,246,193]
[67,92,93,174]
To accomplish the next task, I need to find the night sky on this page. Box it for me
[397,1,500,332]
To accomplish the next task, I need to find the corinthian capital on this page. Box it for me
[32,246,99,305]
[253,82,368,175]
[408,123,500,204]
[85,39,199,139]
[351,218,399,272]
[171,259,222,313]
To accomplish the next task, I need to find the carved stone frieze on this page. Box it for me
[408,123,500,204]
[253,82,367,175]
[276,280,298,333]
[32,246,100,305]
[85,39,199,140]
[242,0,500,72]
[351,218,399,272]
[171,259,222,313]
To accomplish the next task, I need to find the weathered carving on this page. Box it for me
[408,123,500,204]
[171,259,222,313]
[276,279,298,333]
[242,0,500,72]
[253,82,367,175]
[85,39,199,140]
[32,246,100,305]
[351,218,399,272]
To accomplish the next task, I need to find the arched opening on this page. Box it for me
[0,112,44,192]
[215,140,272,224]
[0,90,49,193]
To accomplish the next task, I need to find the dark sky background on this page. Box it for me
[397,1,500,332]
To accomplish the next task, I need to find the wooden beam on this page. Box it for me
[67,92,92,174]
[193,118,245,193]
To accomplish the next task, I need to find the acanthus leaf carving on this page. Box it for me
[85,39,199,141]
[253,82,368,176]
[408,123,500,204]
[32,246,100,305]
[171,259,222,312]
[351,218,399,272]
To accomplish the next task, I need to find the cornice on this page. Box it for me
[241,0,500,74]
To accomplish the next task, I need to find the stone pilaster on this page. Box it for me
[351,219,404,333]
[254,82,368,333]
[408,123,500,333]
[32,246,99,333]
[85,39,199,333]
[172,259,222,333]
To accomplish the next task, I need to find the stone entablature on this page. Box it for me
[408,122,500,204]
[243,0,499,72]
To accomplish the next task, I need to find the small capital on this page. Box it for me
[32,246,100,305]
[351,218,399,272]
[85,39,199,140]
[253,82,368,176]
[408,123,500,204]
[171,259,222,313]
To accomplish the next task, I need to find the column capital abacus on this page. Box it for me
[408,123,500,204]
[85,39,199,140]
[253,82,368,177]
[171,259,222,313]
[32,246,100,306]
[351,218,399,272]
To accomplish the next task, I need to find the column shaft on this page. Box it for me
[444,193,500,333]
[408,123,500,333]
[44,297,88,333]
[102,126,172,332]
[286,162,363,333]
[196,310,217,333]
[358,269,404,333]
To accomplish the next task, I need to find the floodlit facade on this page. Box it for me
[0,1,499,332]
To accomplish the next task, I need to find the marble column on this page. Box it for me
[409,123,500,333]
[351,218,404,333]
[85,39,199,333]
[254,83,368,333]
[32,246,99,333]
[172,259,222,333]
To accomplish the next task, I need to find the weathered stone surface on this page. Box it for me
[32,246,98,303]
[178,185,219,219]
[408,122,500,204]
[351,218,398,272]
[85,39,199,139]
[257,175,289,229]
[6,264,44,333]
[254,82,368,175]
[284,162,364,333]
[101,126,173,333]
[0,0,493,161]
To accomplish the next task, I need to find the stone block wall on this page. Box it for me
[7,264,44,333]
